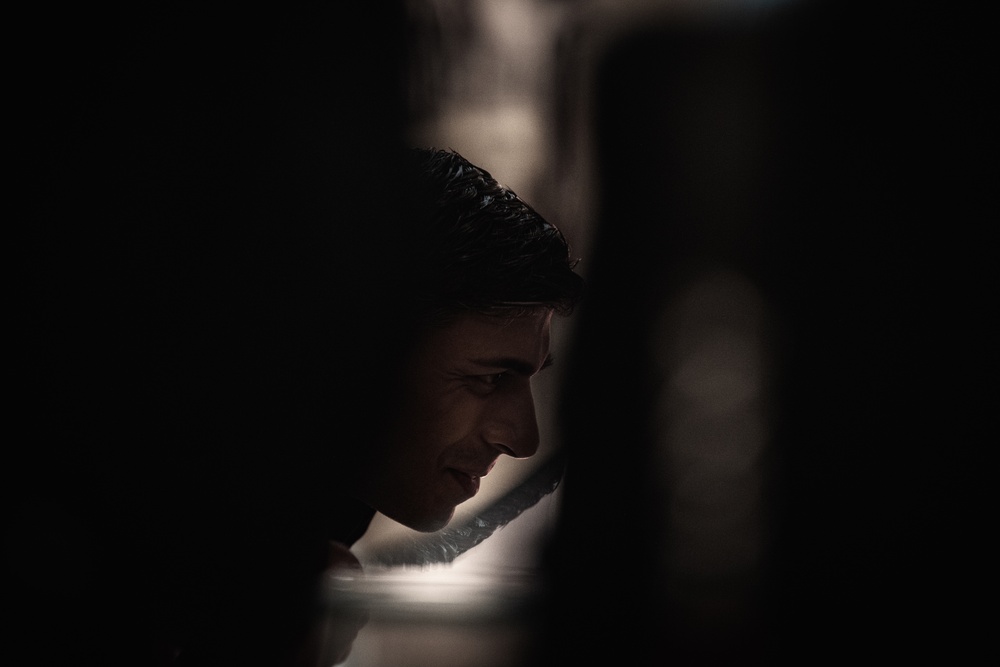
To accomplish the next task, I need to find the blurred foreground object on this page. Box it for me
[531,0,993,664]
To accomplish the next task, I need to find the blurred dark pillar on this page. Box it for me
[12,4,411,476]
[10,3,411,506]
[8,5,409,665]
[534,1,991,664]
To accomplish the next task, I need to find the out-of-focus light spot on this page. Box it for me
[648,266,774,623]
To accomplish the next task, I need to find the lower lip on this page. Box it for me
[448,469,480,499]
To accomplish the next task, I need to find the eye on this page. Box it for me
[469,371,510,393]
[481,372,509,386]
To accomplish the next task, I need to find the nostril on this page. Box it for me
[494,444,516,457]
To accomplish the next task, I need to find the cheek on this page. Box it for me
[399,389,482,450]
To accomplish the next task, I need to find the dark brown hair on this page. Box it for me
[394,148,584,324]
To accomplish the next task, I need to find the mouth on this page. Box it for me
[447,469,482,499]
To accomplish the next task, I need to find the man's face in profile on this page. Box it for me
[358,308,554,532]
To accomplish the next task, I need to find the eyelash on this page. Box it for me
[482,372,509,386]
[472,358,553,391]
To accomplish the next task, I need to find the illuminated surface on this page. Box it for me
[336,490,562,667]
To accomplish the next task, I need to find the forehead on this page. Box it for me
[414,309,554,367]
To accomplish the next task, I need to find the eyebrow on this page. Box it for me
[471,353,555,376]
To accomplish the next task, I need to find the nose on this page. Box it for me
[482,383,540,459]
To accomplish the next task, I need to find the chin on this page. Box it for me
[401,509,455,533]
